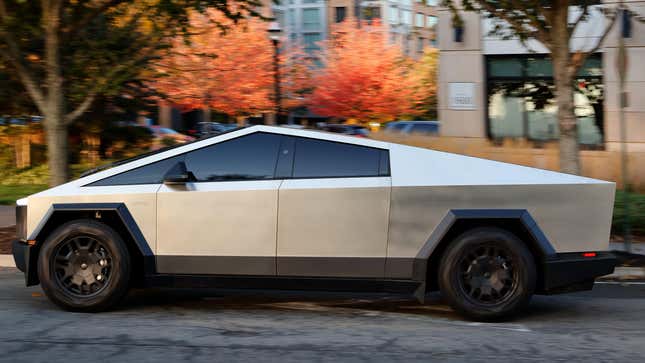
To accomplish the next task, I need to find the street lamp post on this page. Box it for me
[268,22,282,125]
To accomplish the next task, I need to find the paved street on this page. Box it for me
[0,268,644,362]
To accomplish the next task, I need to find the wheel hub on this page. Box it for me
[459,245,516,305]
[53,236,112,297]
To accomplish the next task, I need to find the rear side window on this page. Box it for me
[292,138,387,178]
[184,132,282,181]
[89,155,182,186]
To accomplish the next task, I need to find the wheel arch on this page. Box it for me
[25,203,154,287]
[415,209,556,292]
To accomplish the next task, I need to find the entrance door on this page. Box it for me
[277,137,391,278]
[156,132,285,275]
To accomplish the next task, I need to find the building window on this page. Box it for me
[415,12,424,27]
[335,7,347,23]
[401,10,411,25]
[389,6,399,24]
[426,15,437,28]
[486,55,604,146]
[302,0,320,3]
[288,9,296,26]
[400,0,412,6]
[426,0,438,5]
[302,8,321,31]
[417,37,424,53]
[402,34,409,55]
[303,33,322,53]
[363,7,381,22]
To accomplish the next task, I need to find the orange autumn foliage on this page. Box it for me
[149,10,309,117]
[308,19,427,122]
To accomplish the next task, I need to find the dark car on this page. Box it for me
[321,124,369,137]
[385,121,440,136]
[196,122,239,138]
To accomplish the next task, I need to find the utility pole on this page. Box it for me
[617,1,632,252]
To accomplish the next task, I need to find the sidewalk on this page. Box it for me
[0,205,14,228]
[610,242,645,255]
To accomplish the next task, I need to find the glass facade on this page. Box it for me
[486,55,604,146]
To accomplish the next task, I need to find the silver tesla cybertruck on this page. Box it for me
[12,125,616,320]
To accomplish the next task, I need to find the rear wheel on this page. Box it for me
[38,219,131,312]
[438,227,536,321]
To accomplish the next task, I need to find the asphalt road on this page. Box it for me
[0,268,644,362]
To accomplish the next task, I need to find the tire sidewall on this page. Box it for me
[38,220,131,312]
[439,227,536,321]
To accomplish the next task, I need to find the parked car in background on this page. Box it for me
[0,115,43,126]
[385,121,440,136]
[146,126,195,149]
[320,124,369,137]
[196,122,238,138]
[12,125,615,320]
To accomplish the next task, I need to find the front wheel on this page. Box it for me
[438,227,536,321]
[38,219,131,312]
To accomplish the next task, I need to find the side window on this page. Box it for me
[89,155,182,186]
[292,138,386,178]
[184,132,282,181]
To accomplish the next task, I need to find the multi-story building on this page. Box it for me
[264,0,438,57]
[437,1,645,153]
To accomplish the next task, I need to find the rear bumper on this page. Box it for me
[11,240,39,286]
[538,252,616,294]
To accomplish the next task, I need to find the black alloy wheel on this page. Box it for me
[438,227,536,321]
[38,219,131,312]
[53,235,112,297]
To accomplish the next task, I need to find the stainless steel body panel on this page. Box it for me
[277,177,391,277]
[385,183,615,279]
[156,180,282,275]
[27,185,159,250]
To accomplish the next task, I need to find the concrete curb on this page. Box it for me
[599,266,645,281]
[0,254,15,268]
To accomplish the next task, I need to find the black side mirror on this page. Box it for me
[163,161,192,185]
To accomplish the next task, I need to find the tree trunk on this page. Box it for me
[158,103,172,128]
[203,106,211,123]
[43,1,68,186]
[551,2,580,175]
[44,118,69,186]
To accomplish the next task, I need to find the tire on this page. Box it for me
[38,219,131,312]
[438,227,536,321]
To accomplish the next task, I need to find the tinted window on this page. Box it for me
[89,155,182,186]
[293,138,384,178]
[185,132,282,181]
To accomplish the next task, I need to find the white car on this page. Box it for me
[12,125,615,320]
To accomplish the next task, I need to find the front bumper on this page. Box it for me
[12,240,39,286]
[538,252,616,294]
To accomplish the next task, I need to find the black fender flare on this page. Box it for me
[25,203,155,286]
[411,209,556,283]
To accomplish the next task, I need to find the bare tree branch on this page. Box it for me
[0,0,47,112]
[571,6,619,74]
[468,1,552,49]
[63,0,128,36]
[64,44,158,124]
[569,4,590,36]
